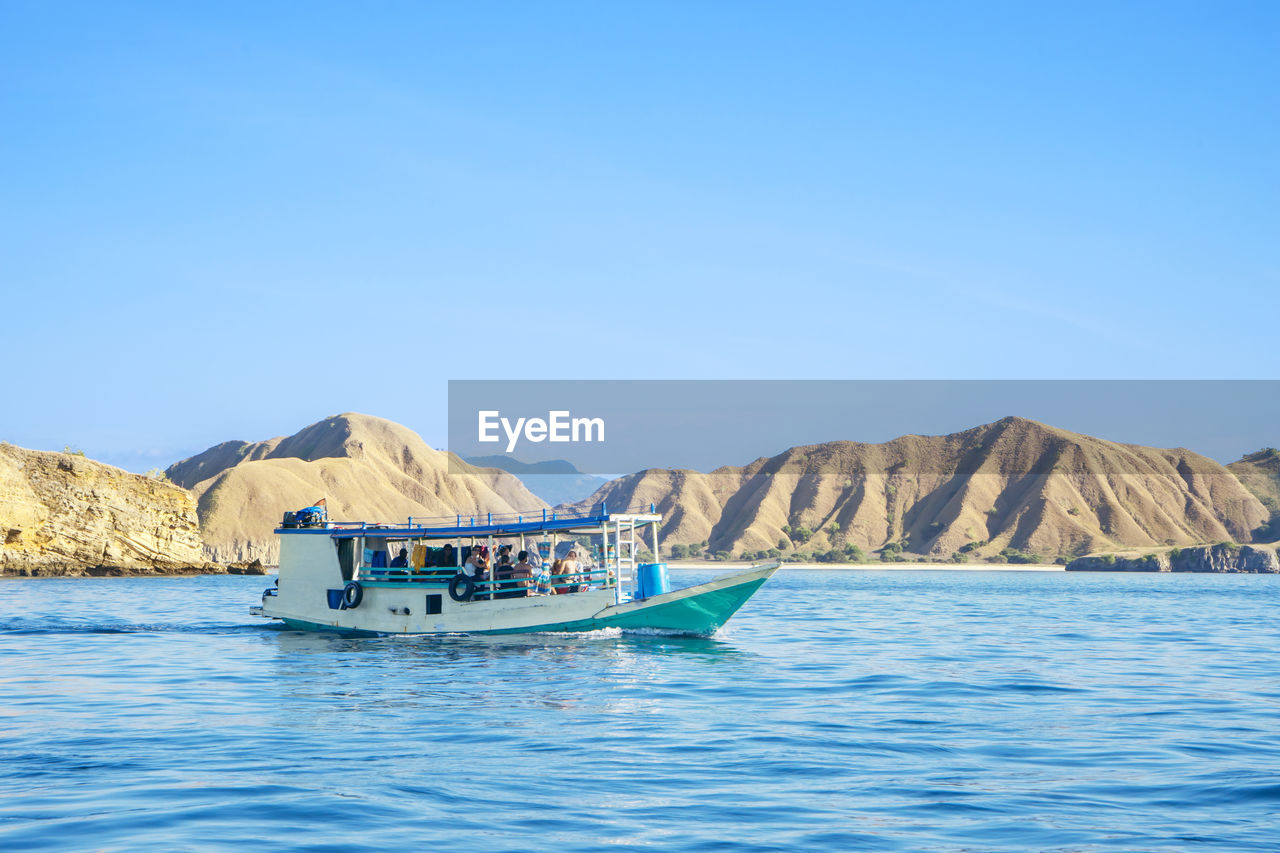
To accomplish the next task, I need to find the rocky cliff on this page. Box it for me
[1228,448,1280,541]
[167,413,548,564]
[570,417,1270,561]
[1066,544,1280,573]
[0,443,206,576]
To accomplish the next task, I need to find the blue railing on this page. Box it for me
[406,506,598,529]
[301,502,661,536]
[287,501,662,534]
[360,568,612,593]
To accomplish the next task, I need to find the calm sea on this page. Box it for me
[2,570,1278,852]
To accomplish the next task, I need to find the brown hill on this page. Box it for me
[0,442,205,575]
[1228,448,1280,541]
[570,417,1269,560]
[167,413,547,563]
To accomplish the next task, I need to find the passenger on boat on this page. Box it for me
[512,551,535,589]
[390,548,409,569]
[536,559,559,596]
[462,548,486,578]
[434,544,456,570]
[463,547,490,600]
[555,551,582,595]
[495,551,533,598]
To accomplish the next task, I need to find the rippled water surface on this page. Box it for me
[2,570,1279,851]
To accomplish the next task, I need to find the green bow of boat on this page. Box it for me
[483,563,780,635]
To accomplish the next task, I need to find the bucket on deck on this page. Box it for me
[636,562,669,600]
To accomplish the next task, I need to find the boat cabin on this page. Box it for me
[268,507,664,623]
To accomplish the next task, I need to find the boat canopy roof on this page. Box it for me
[276,507,661,541]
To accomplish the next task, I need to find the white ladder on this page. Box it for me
[613,518,638,601]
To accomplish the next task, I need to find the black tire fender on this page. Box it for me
[342,581,364,609]
[448,573,475,602]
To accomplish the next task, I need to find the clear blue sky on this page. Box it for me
[2,1,1277,471]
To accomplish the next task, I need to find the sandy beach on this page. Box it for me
[666,561,1065,572]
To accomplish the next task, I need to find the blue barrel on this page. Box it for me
[636,563,669,600]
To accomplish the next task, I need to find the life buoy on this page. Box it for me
[448,573,475,602]
[342,581,364,609]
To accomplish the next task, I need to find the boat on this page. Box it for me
[250,505,779,636]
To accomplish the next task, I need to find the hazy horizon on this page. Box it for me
[57,378,1280,474]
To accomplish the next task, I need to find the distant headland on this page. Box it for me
[2,414,1277,576]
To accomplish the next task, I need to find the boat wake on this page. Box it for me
[512,627,717,639]
[0,621,276,636]
[619,626,719,638]
[525,627,623,639]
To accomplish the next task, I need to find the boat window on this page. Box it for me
[385,539,411,570]
[336,537,357,582]
[365,536,389,568]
